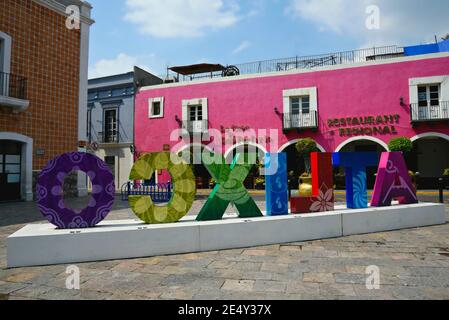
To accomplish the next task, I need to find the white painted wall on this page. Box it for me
[77,3,93,197]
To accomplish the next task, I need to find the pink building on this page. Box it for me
[135,47,449,189]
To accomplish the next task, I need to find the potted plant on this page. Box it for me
[295,138,319,196]
[295,138,318,174]
[388,137,413,153]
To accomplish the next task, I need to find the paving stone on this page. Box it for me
[159,286,199,300]
[0,281,29,295]
[303,272,335,284]
[286,281,320,295]
[239,270,273,281]
[261,262,289,273]
[221,280,254,292]
[319,283,356,297]
[253,280,287,293]
[207,260,237,269]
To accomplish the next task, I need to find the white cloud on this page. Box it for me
[89,53,158,79]
[286,0,449,46]
[232,40,251,55]
[124,0,239,38]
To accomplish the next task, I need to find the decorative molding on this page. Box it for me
[0,96,30,112]
[410,132,449,143]
[32,0,95,25]
[182,98,208,122]
[409,75,449,103]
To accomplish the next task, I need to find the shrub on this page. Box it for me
[295,138,319,174]
[388,137,413,153]
[295,138,318,155]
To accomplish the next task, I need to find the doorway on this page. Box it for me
[0,140,22,201]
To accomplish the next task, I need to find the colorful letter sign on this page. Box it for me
[371,152,418,207]
[128,152,196,224]
[291,152,334,214]
[196,154,263,221]
[35,150,422,230]
[36,152,115,229]
[265,153,288,216]
[332,152,378,209]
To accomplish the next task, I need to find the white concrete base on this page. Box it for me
[7,203,447,268]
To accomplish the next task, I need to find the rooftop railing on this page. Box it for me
[165,45,404,82]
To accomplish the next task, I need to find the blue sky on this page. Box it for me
[88,0,449,79]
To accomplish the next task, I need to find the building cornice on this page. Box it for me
[32,0,95,25]
[140,52,449,92]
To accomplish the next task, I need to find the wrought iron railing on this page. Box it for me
[283,111,319,131]
[0,71,27,100]
[182,120,209,134]
[410,102,449,122]
[121,181,172,202]
[95,131,119,144]
[165,45,404,82]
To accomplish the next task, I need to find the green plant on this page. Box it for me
[295,138,318,174]
[388,137,413,153]
[443,169,449,177]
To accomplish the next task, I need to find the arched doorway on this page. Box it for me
[336,138,387,189]
[278,140,326,179]
[410,134,449,189]
[225,144,266,190]
[0,132,33,202]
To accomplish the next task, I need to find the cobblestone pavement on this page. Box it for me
[0,196,449,300]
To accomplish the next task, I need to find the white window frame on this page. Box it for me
[290,96,311,115]
[283,87,317,114]
[0,31,12,75]
[148,97,164,119]
[410,76,449,120]
[182,98,208,122]
[417,84,440,108]
[409,76,449,104]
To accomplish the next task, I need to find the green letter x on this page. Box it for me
[196,153,263,221]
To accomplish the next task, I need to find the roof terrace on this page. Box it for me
[164,45,406,83]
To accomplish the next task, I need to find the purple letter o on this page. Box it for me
[36,152,115,229]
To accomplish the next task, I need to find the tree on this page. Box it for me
[388,137,413,153]
[295,138,318,174]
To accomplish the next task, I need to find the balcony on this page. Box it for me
[182,120,209,134]
[0,71,29,112]
[410,102,449,124]
[95,132,119,144]
[283,112,319,133]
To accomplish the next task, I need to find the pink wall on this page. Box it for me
[135,56,449,156]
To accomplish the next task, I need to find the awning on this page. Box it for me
[169,63,226,76]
